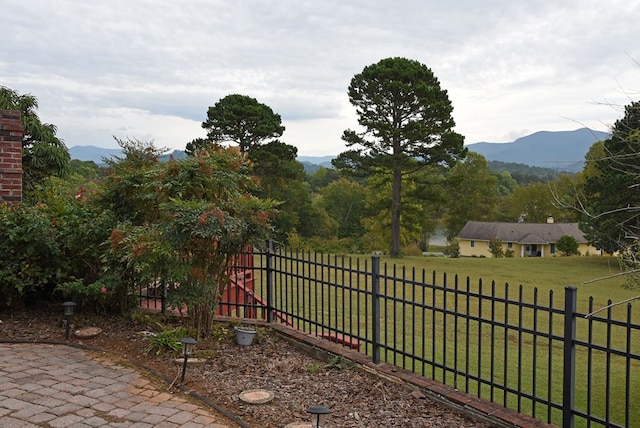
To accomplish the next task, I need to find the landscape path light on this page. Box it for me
[62,301,76,340]
[180,337,197,383]
[307,405,330,427]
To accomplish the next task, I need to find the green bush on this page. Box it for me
[0,203,61,304]
[489,239,504,258]
[286,232,364,254]
[443,240,460,258]
[0,139,287,337]
[556,235,580,256]
[147,326,194,355]
[402,243,423,257]
[3,140,277,333]
[0,182,122,309]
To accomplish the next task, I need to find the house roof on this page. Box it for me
[457,221,588,244]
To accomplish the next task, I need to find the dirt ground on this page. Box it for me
[0,306,491,428]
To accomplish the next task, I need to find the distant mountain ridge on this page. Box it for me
[69,128,610,173]
[69,145,187,164]
[466,128,610,172]
[69,145,122,164]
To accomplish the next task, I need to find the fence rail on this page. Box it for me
[141,247,640,428]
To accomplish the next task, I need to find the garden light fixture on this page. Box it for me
[180,337,196,383]
[307,405,330,427]
[62,301,76,340]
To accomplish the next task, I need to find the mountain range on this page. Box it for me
[69,128,610,173]
[465,128,610,172]
[69,146,188,164]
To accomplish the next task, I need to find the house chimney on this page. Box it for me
[547,215,554,224]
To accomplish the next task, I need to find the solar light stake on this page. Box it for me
[62,301,76,340]
[307,405,330,427]
[180,337,196,383]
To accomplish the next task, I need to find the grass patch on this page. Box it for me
[147,326,195,355]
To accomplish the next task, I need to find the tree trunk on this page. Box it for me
[390,167,402,257]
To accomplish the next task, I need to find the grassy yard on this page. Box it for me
[248,253,639,427]
[378,254,634,309]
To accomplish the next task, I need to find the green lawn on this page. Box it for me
[250,253,639,427]
[382,255,635,309]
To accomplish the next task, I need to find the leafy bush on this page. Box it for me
[489,239,505,258]
[147,326,194,355]
[0,203,61,304]
[0,177,118,308]
[443,240,460,258]
[2,139,276,327]
[402,243,423,256]
[556,235,580,256]
[286,232,363,254]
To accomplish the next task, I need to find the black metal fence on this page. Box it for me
[145,247,640,428]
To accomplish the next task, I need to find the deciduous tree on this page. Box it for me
[318,178,367,238]
[444,152,498,239]
[249,140,320,243]
[505,181,577,223]
[333,57,466,257]
[580,101,640,254]
[0,86,70,197]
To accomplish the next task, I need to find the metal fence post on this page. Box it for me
[563,285,577,428]
[162,278,167,314]
[266,240,274,323]
[372,255,381,364]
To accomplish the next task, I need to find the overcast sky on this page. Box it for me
[2,1,638,156]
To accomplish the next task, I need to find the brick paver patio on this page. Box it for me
[0,343,232,427]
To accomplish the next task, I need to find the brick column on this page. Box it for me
[0,109,23,203]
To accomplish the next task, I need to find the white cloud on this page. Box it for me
[48,106,203,151]
[2,0,639,155]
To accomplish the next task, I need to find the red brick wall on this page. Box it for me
[0,109,23,203]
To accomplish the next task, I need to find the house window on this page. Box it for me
[550,243,556,254]
[507,242,513,248]
[470,240,475,248]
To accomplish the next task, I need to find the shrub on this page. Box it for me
[0,176,118,309]
[147,326,194,355]
[402,243,423,256]
[0,203,61,304]
[443,240,460,258]
[556,235,580,256]
[489,239,504,258]
[286,233,363,254]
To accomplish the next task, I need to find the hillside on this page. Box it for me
[68,145,122,164]
[69,146,187,165]
[466,128,610,172]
